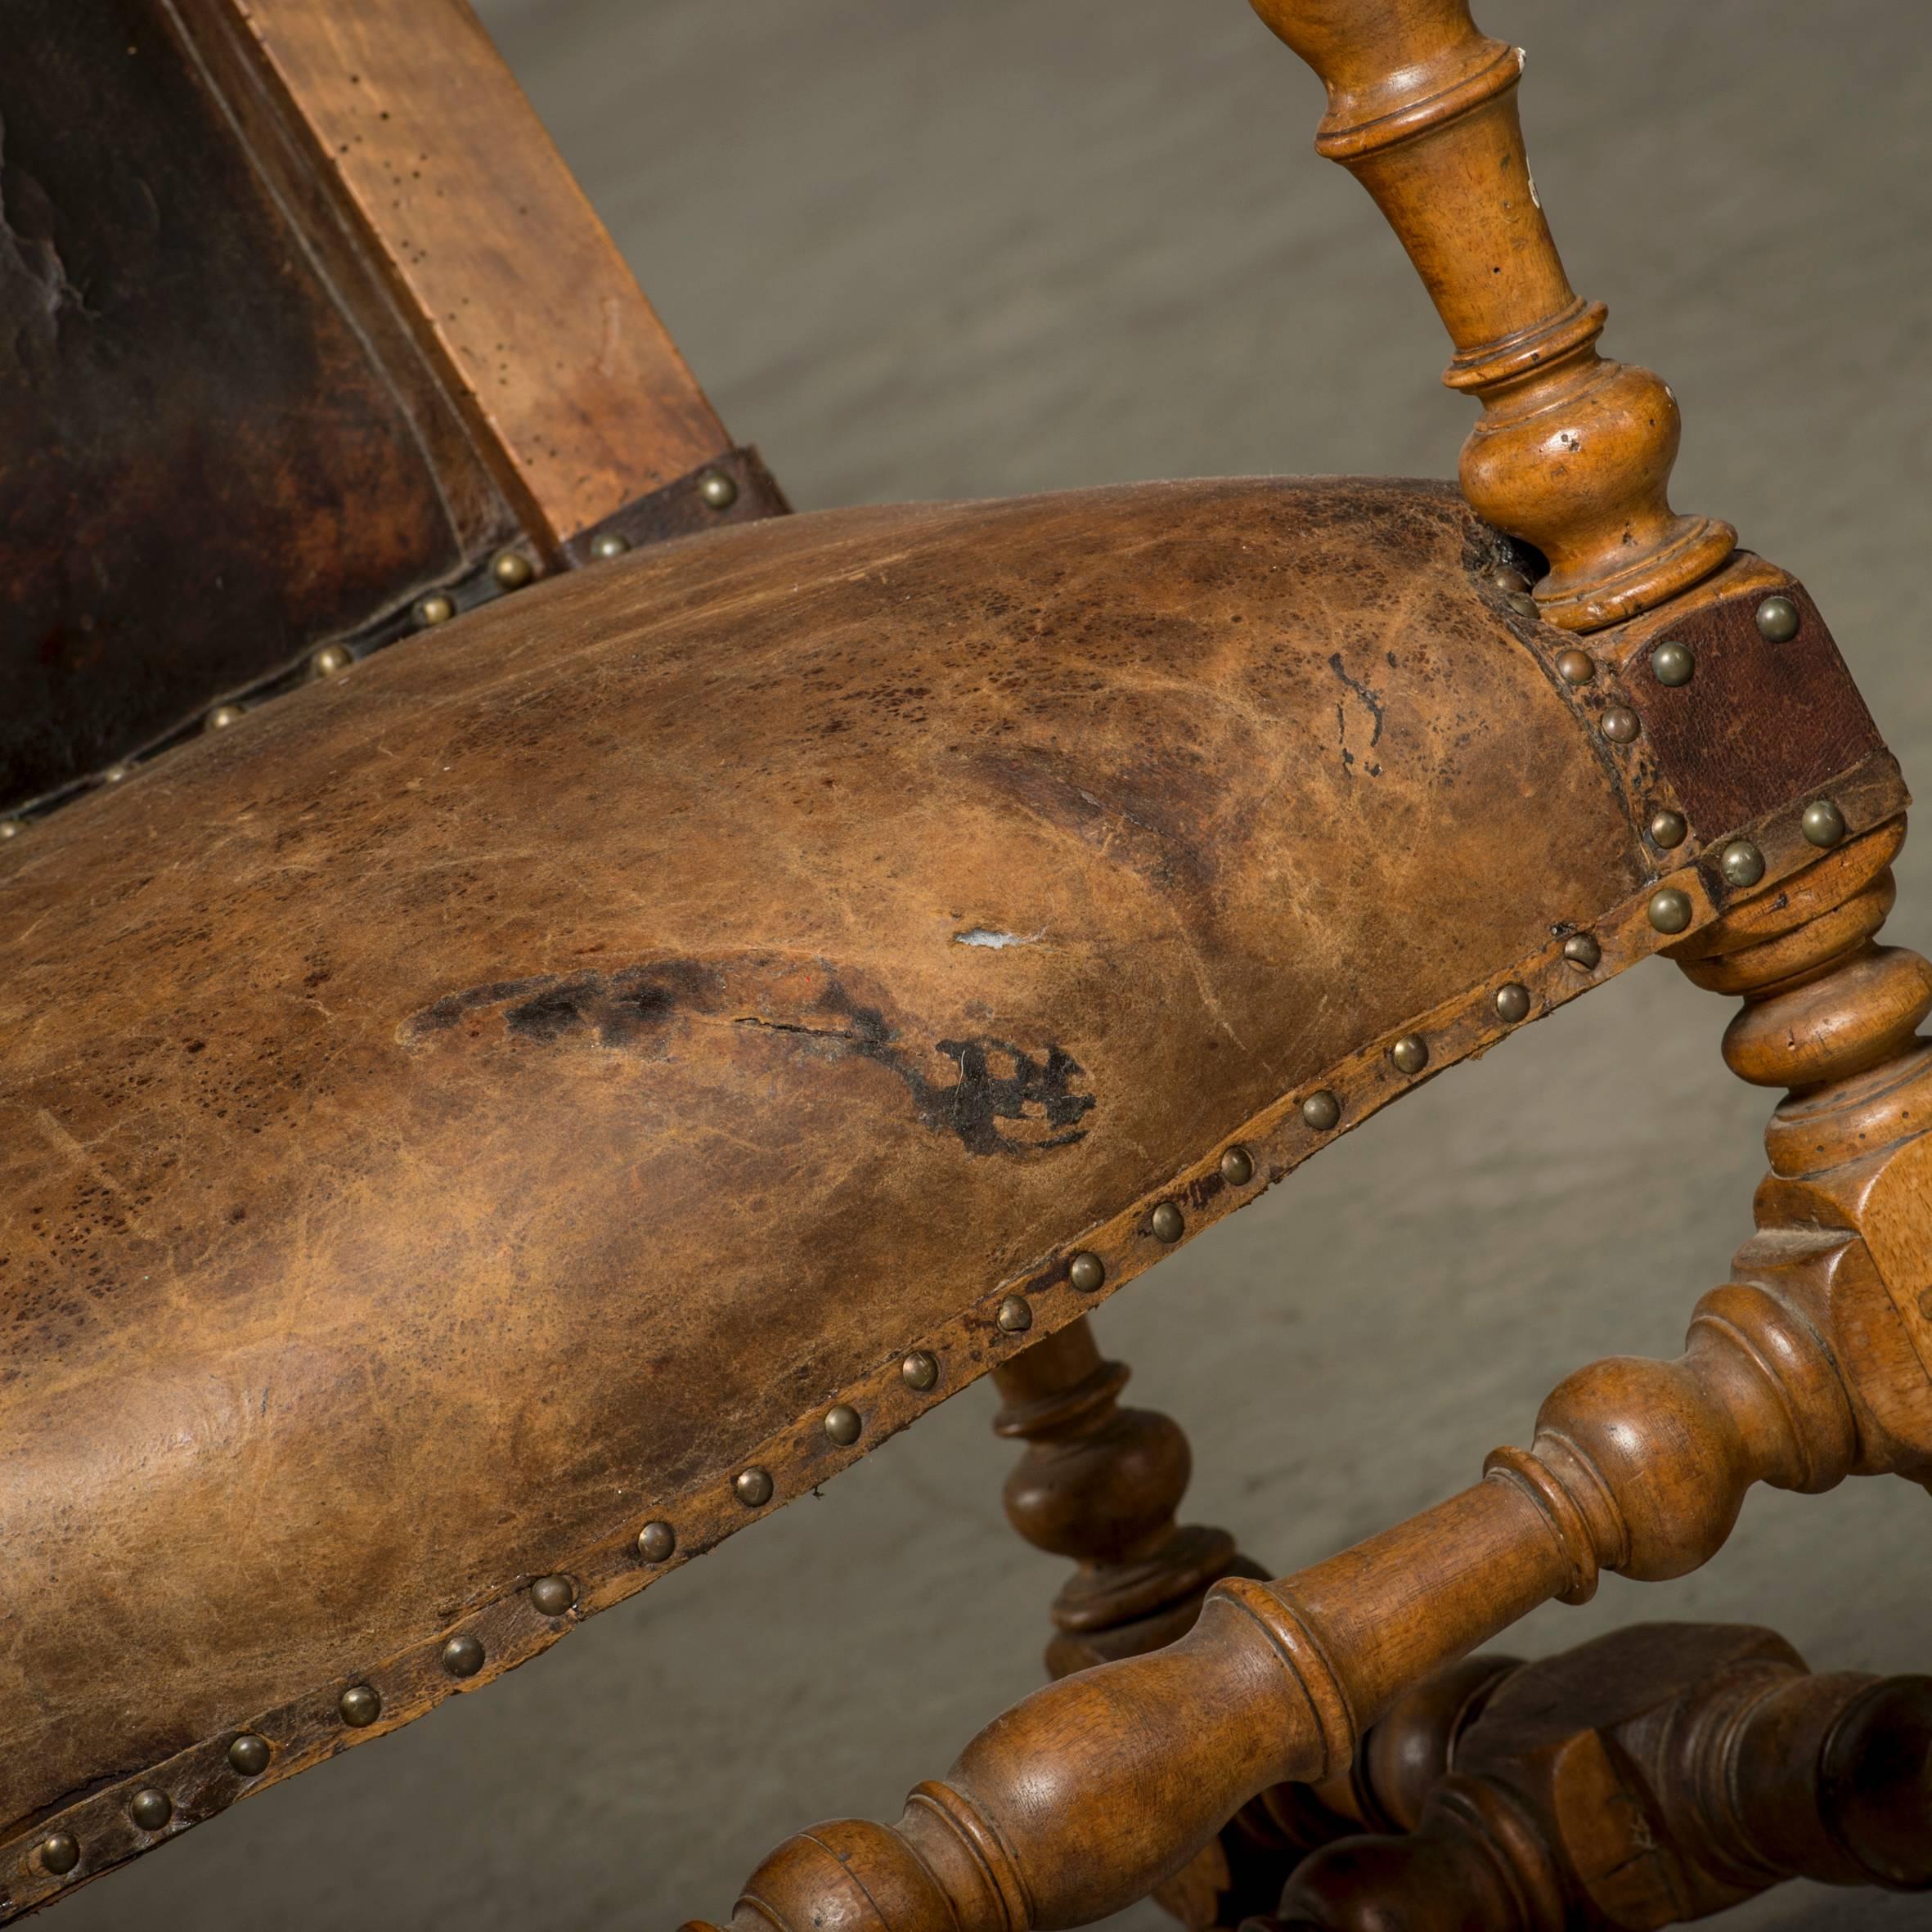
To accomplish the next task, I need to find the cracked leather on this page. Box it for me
[0,478,1646,1839]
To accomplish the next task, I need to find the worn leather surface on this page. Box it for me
[0,0,516,814]
[0,477,1645,1837]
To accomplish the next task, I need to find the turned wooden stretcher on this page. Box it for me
[2,2,1927,1927]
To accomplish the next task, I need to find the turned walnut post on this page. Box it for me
[1666,820,1932,1481]
[1248,0,1735,628]
[1672,820,1931,1097]
[992,1321,1265,1928]
[1267,1624,1932,1929]
[992,1318,1260,1678]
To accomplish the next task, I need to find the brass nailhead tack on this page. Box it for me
[1648,887,1694,934]
[1719,839,1765,888]
[901,1350,939,1391]
[698,469,739,510]
[530,1574,577,1615]
[995,1294,1033,1333]
[1390,1035,1429,1076]
[1756,595,1800,642]
[637,1521,676,1563]
[1650,640,1695,686]
[824,1404,862,1446]
[442,1633,486,1677]
[1067,1251,1106,1292]
[39,1833,79,1876]
[311,644,353,678]
[414,593,455,627]
[1494,983,1531,1024]
[590,532,629,560]
[1555,648,1595,685]
[1802,799,1847,847]
[1301,1090,1341,1131]
[1220,1145,1254,1187]
[1562,932,1602,970]
[129,1788,172,1831]
[228,1734,271,1777]
[1600,706,1641,744]
[492,550,534,588]
[733,1467,774,1507]
[1649,808,1687,849]
[205,703,245,731]
[1149,1202,1184,1243]
[339,1684,381,1728]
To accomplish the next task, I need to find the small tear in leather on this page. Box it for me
[954,928,1044,950]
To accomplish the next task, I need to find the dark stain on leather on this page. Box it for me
[401,964,1094,1157]
[399,961,726,1050]
[806,981,1094,1157]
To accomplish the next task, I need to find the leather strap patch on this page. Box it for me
[1628,584,1883,837]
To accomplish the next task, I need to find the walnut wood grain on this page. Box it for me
[220,0,734,547]
[993,1318,1264,1678]
[1248,0,1734,630]
[685,1275,1877,1931]
[10,0,1923,1921]
[1269,1624,1932,1928]
[1159,1654,1521,1928]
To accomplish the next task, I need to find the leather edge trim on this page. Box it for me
[558,445,791,566]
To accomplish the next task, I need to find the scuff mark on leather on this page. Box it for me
[955,927,1044,949]
[398,961,1094,1157]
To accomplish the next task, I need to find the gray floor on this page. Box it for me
[62,2,1932,1927]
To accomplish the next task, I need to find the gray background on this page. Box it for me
[65,1,1932,1927]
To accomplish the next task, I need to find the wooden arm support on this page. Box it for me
[1269,1624,1932,1929]
[1247,0,1735,629]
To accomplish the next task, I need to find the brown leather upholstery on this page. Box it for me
[0,478,1648,1859]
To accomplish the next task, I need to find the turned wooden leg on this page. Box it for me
[994,1318,1270,1929]
[1265,1623,1932,1930]
[992,1317,1265,1680]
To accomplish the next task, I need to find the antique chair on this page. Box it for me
[3,2,1928,1929]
